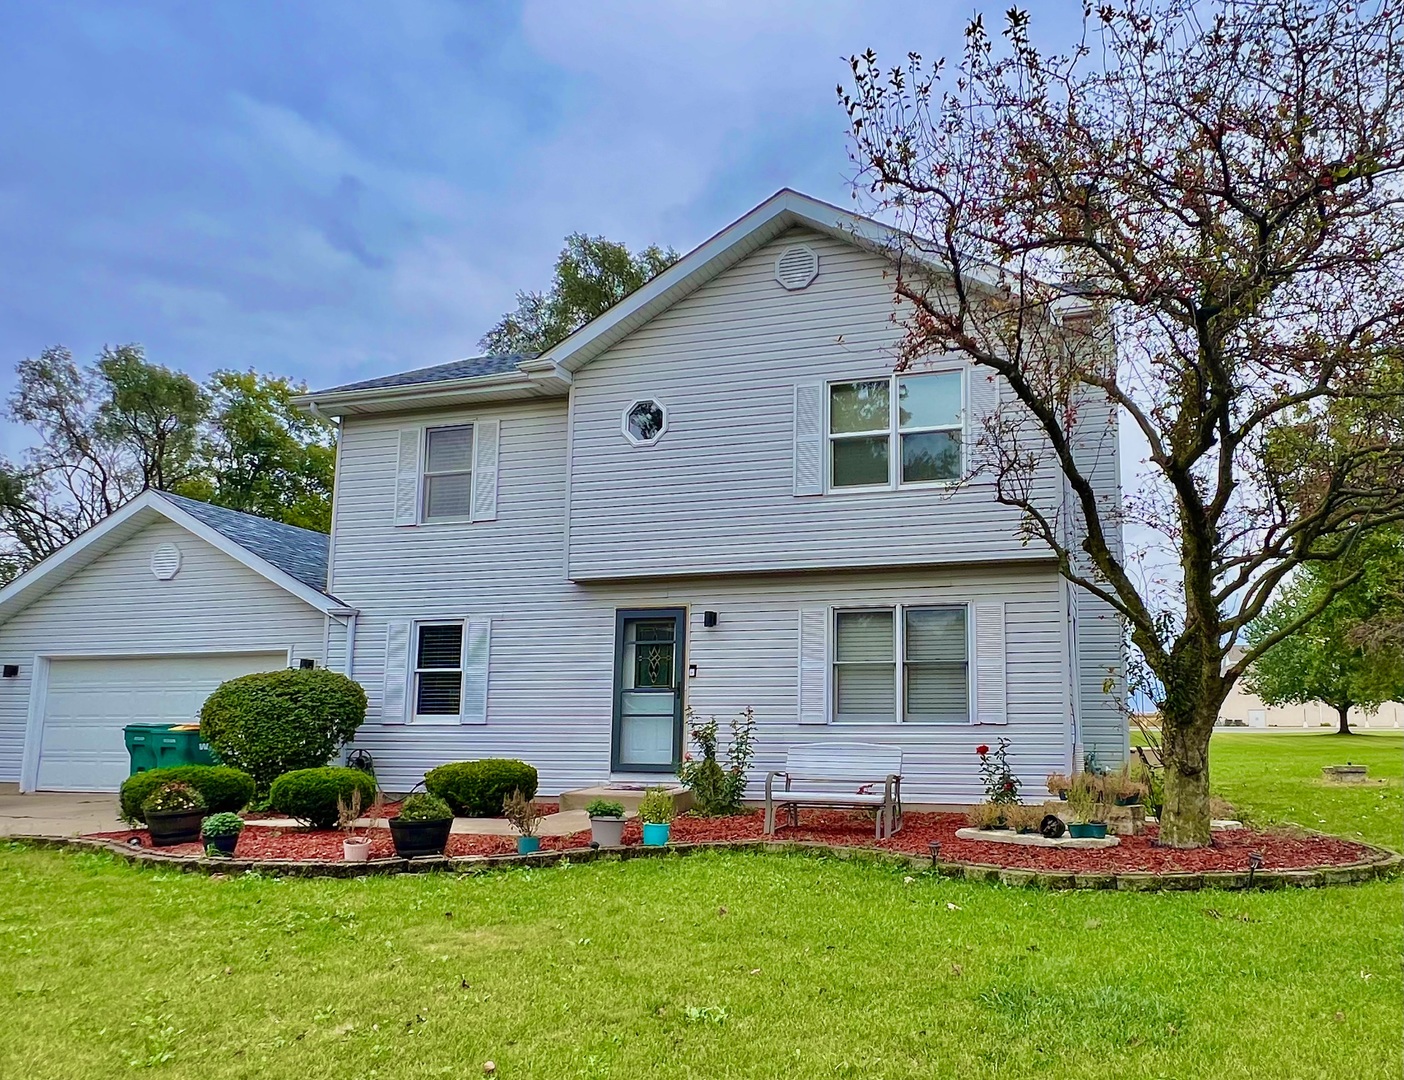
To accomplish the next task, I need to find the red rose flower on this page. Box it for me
[976,744,990,756]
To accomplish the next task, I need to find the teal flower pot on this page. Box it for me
[642,822,670,846]
[1067,822,1094,838]
[517,835,541,855]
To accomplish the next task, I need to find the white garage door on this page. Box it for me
[36,652,287,791]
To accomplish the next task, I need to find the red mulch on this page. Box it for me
[85,808,1374,872]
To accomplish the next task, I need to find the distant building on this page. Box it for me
[1218,647,1403,730]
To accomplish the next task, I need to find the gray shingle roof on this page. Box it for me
[316,354,525,395]
[155,492,330,594]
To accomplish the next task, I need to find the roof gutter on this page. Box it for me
[295,367,569,417]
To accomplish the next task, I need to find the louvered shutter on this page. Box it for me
[461,617,491,724]
[793,382,824,496]
[973,601,1008,725]
[966,366,1000,475]
[382,620,411,724]
[797,607,829,724]
[471,419,500,522]
[394,428,421,526]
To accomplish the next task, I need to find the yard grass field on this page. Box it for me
[1,734,1400,1079]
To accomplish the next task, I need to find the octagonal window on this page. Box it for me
[622,399,667,446]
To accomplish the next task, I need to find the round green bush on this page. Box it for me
[424,759,538,817]
[199,668,368,791]
[396,793,453,822]
[267,767,377,829]
[120,765,256,825]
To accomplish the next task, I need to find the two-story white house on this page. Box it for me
[302,189,1127,803]
[0,189,1124,803]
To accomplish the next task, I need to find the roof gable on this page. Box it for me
[0,491,348,625]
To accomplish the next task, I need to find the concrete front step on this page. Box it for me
[559,784,694,815]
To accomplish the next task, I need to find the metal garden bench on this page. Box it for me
[764,744,904,840]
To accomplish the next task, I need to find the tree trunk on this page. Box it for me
[1158,722,1213,848]
[1335,703,1353,735]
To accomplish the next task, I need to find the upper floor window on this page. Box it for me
[623,399,668,446]
[422,425,473,521]
[828,371,963,489]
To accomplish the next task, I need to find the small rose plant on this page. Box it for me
[976,738,1022,806]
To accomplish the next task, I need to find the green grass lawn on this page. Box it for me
[1,734,1400,1079]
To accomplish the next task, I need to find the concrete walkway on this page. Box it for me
[0,792,126,837]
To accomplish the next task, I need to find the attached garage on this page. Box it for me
[0,491,354,792]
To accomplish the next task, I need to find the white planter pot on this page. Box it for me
[590,816,626,846]
[343,838,372,863]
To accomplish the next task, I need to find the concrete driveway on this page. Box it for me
[0,791,125,837]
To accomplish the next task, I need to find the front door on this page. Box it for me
[612,608,685,772]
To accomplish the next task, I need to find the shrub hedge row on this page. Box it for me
[425,759,537,817]
[267,767,378,829]
[119,766,256,825]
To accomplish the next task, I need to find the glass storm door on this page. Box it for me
[612,609,685,772]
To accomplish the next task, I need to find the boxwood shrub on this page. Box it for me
[424,759,538,817]
[199,668,367,791]
[119,765,256,825]
[267,767,378,829]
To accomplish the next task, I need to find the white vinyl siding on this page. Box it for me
[0,518,326,785]
[565,228,1058,579]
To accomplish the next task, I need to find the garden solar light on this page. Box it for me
[928,841,941,861]
[1248,850,1264,885]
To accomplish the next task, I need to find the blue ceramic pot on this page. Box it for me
[517,835,541,854]
[642,822,670,846]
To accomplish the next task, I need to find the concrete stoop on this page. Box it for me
[559,784,693,815]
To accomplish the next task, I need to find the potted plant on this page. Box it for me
[338,787,383,862]
[388,792,454,858]
[1065,773,1109,839]
[142,782,207,846]
[964,801,1004,831]
[639,787,675,846]
[503,789,543,854]
[1045,772,1071,800]
[1007,804,1045,835]
[201,811,244,856]
[586,798,627,846]
[1106,765,1146,806]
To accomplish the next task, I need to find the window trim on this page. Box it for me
[825,368,966,493]
[411,619,466,724]
[621,397,669,447]
[420,424,474,524]
[829,603,973,725]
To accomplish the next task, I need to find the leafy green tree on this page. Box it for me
[480,233,678,357]
[177,371,335,532]
[1246,532,1404,734]
[1,349,336,581]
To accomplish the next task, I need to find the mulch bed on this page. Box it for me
[86,808,1375,872]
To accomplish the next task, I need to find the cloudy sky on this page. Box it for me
[0,1,1007,419]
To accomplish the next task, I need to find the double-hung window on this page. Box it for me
[832,605,969,723]
[828,371,964,489]
[421,425,473,522]
[413,622,464,721]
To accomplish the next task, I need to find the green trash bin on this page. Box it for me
[124,723,216,776]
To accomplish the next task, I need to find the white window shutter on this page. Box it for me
[382,620,411,724]
[394,429,421,526]
[471,419,500,522]
[792,382,824,496]
[973,600,1008,724]
[461,617,490,724]
[966,366,1000,475]
[797,607,829,723]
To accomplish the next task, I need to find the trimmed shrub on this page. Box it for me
[200,812,245,837]
[268,767,378,829]
[120,765,256,825]
[199,668,368,791]
[424,759,538,818]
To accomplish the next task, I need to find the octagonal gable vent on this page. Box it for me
[775,245,819,291]
[150,542,182,581]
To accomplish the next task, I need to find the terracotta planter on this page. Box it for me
[590,816,626,846]
[343,837,372,862]
[388,817,452,858]
[146,808,204,847]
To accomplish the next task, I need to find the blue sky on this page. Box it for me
[0,0,993,437]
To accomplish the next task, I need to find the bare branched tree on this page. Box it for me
[841,0,1404,846]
